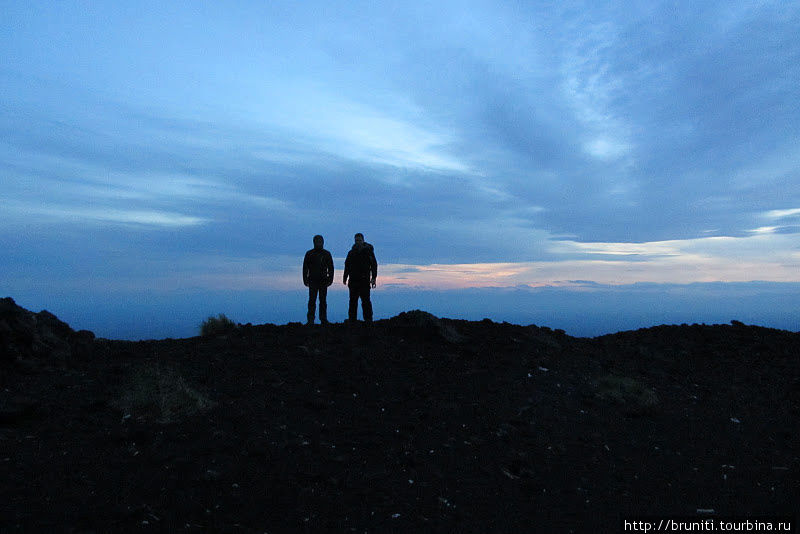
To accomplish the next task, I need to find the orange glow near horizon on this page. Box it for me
[377,256,800,290]
[98,233,800,292]
[192,255,800,291]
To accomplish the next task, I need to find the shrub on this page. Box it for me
[595,374,659,415]
[200,313,237,336]
[114,363,215,423]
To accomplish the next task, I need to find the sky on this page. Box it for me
[2,1,800,339]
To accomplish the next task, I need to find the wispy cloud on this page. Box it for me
[4,202,208,227]
[763,208,800,220]
[559,18,633,163]
[243,84,470,174]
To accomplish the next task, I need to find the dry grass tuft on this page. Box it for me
[114,363,215,423]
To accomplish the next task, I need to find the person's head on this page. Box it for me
[313,235,324,250]
[354,233,364,247]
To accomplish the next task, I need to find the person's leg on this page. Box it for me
[307,286,317,324]
[318,286,328,323]
[361,283,373,323]
[348,284,359,322]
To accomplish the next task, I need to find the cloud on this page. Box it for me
[3,201,207,227]
[376,231,800,289]
[2,0,800,314]
[583,138,632,161]
[763,208,800,220]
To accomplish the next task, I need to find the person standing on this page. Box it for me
[343,233,378,324]
[303,234,334,325]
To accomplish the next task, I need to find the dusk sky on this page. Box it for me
[3,1,800,339]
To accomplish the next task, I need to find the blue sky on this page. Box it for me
[2,1,800,338]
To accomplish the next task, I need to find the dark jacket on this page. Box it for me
[303,248,334,287]
[343,243,377,284]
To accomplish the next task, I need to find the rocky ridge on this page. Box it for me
[1,299,798,532]
[0,297,94,364]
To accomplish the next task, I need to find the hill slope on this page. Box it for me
[1,301,798,532]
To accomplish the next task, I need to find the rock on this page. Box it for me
[387,310,465,343]
[0,296,95,364]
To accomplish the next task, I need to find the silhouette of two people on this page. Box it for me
[343,233,378,324]
[303,235,334,325]
[303,233,378,325]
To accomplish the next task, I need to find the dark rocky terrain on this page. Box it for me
[1,297,798,532]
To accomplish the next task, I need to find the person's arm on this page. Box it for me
[302,252,310,287]
[369,247,378,287]
[342,253,350,285]
[325,251,334,286]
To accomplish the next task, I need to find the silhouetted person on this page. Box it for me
[343,232,378,324]
[303,235,334,325]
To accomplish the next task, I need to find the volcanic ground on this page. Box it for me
[1,298,798,532]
